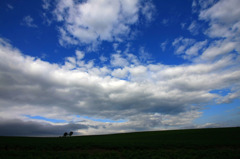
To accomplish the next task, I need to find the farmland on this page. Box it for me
[1,127,240,159]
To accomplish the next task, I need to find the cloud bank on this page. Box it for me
[0,0,240,136]
[0,118,88,137]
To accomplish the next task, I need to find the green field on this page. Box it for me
[1,127,240,159]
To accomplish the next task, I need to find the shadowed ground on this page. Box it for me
[1,127,240,159]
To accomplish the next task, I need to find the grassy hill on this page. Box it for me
[1,127,240,159]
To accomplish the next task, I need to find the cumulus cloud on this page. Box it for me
[175,0,240,62]
[110,53,129,67]
[76,50,85,60]
[185,40,208,59]
[199,0,240,39]
[217,88,240,104]
[172,37,197,59]
[193,0,240,62]
[1,0,240,136]
[53,0,155,46]
[199,40,237,61]
[110,48,143,68]
[0,34,240,135]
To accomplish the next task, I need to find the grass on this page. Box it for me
[0,127,240,159]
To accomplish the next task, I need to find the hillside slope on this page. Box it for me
[1,127,240,159]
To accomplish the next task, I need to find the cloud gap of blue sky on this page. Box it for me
[25,115,67,123]
[209,89,231,97]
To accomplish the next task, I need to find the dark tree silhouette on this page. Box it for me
[63,132,68,137]
[69,131,73,137]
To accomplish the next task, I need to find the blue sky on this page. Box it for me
[0,0,240,136]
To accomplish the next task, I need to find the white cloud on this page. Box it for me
[181,23,186,29]
[161,111,202,126]
[111,68,129,79]
[110,53,129,67]
[42,0,51,10]
[192,0,216,12]
[192,0,197,8]
[200,40,237,61]
[21,16,37,28]
[199,0,240,39]
[100,55,108,63]
[198,0,215,9]
[200,0,240,24]
[184,40,208,59]
[176,0,240,62]
[2,0,240,135]
[53,0,155,46]
[139,47,152,62]
[75,50,85,60]
[160,40,168,52]
[113,43,119,51]
[172,37,196,55]
[41,0,55,25]
[188,21,200,35]
[217,90,240,104]
[141,1,156,22]
[1,37,240,135]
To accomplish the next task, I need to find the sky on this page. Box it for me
[0,0,240,136]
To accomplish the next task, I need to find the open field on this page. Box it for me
[1,127,240,159]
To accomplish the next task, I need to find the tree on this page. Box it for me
[69,131,73,137]
[63,132,68,137]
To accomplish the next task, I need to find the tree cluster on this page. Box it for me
[63,131,73,137]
